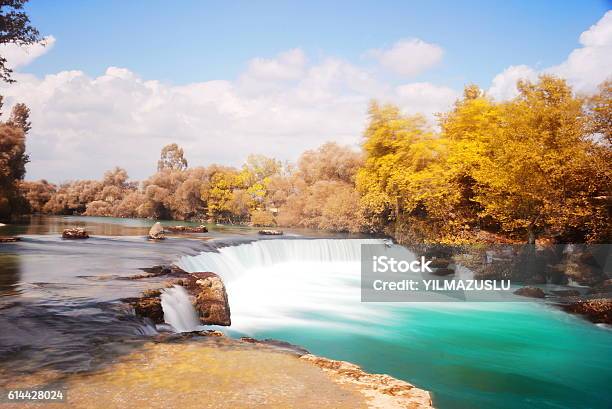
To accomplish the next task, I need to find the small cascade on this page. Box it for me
[160,285,200,332]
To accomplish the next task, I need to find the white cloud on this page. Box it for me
[1,64,373,181]
[0,36,56,69]
[394,82,458,118]
[489,11,612,99]
[2,41,458,182]
[546,10,612,93]
[488,65,538,100]
[367,39,443,77]
[243,48,306,81]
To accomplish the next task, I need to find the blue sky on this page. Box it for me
[1,1,610,181]
[25,0,610,87]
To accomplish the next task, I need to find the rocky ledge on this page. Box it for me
[560,298,612,325]
[6,335,435,409]
[126,267,231,326]
[301,354,434,409]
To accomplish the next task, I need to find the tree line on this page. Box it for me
[3,76,611,243]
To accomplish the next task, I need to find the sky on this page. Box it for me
[0,0,611,182]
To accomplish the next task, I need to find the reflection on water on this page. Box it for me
[0,254,20,294]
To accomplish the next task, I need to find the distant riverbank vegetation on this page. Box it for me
[3,76,611,244]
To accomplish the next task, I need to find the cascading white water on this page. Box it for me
[176,238,387,280]
[160,285,200,332]
[176,239,393,332]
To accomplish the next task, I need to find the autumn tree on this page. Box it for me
[470,76,610,242]
[19,179,55,212]
[586,80,612,145]
[0,122,27,217]
[240,154,281,218]
[157,143,188,171]
[0,0,41,83]
[277,142,365,232]
[356,102,446,239]
[8,102,30,133]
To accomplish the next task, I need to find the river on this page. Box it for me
[1,215,610,409]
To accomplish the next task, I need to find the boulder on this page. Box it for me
[189,272,231,326]
[164,225,208,233]
[148,222,165,240]
[62,228,89,239]
[128,293,163,324]
[562,299,612,324]
[127,266,231,326]
[258,229,283,235]
[0,236,20,243]
[514,286,546,298]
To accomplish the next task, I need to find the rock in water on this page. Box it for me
[126,267,231,326]
[62,228,89,239]
[562,298,612,324]
[190,272,231,326]
[127,292,164,324]
[148,222,165,240]
[164,225,208,233]
[514,286,546,298]
[258,229,283,235]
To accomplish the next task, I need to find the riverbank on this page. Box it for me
[0,334,433,409]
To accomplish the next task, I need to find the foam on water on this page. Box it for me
[176,239,392,332]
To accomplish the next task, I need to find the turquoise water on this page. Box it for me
[245,303,612,409]
[180,239,612,409]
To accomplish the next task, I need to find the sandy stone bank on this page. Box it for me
[1,337,433,409]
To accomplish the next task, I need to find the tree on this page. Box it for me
[298,142,362,184]
[356,101,443,234]
[276,142,365,232]
[472,76,606,243]
[204,167,241,222]
[0,0,41,83]
[585,80,612,145]
[0,123,27,218]
[157,143,188,171]
[8,102,30,133]
[19,179,55,212]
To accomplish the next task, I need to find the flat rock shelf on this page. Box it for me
[0,337,434,409]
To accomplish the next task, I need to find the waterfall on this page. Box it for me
[176,238,388,280]
[160,285,200,332]
[176,238,392,332]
